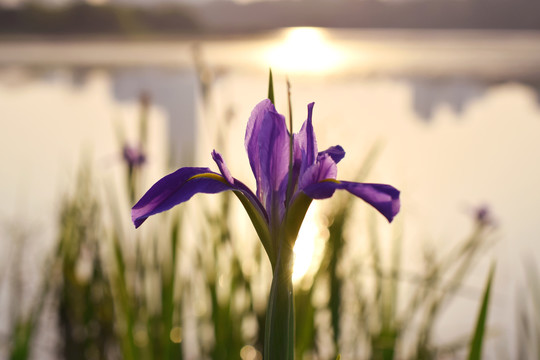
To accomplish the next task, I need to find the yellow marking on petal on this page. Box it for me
[321,178,341,184]
[188,173,228,184]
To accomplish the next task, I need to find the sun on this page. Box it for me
[265,27,343,74]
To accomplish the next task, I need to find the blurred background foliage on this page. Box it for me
[0,75,502,360]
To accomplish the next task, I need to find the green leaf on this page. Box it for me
[268,68,275,105]
[468,262,496,360]
[232,190,273,266]
[285,192,313,246]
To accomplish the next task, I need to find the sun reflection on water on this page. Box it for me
[265,27,343,73]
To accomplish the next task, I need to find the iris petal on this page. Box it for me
[245,99,275,201]
[132,167,231,228]
[299,153,338,190]
[297,102,317,167]
[302,180,400,222]
[319,145,345,164]
[257,105,290,218]
[212,150,234,184]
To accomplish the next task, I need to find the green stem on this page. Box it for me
[264,243,295,360]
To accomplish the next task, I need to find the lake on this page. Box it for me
[1,28,540,358]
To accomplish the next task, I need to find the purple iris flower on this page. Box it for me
[123,144,146,168]
[132,99,399,260]
[473,205,497,228]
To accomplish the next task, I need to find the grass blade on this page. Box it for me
[468,262,496,360]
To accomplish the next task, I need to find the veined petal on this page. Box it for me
[245,99,275,201]
[299,153,337,190]
[303,180,400,222]
[132,167,231,228]
[258,105,290,218]
[131,164,274,262]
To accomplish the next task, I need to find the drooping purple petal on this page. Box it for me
[319,145,345,164]
[302,180,400,222]
[132,167,231,228]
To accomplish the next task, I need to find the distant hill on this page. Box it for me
[1,0,540,37]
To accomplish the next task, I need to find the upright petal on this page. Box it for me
[212,150,234,184]
[289,132,304,194]
[245,99,276,201]
[132,167,231,228]
[296,102,317,169]
[258,107,290,218]
[302,180,400,222]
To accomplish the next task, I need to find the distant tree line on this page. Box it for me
[1,0,539,36]
[0,3,201,36]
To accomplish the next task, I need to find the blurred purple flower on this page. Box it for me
[122,144,146,168]
[473,205,497,227]
[132,99,400,241]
